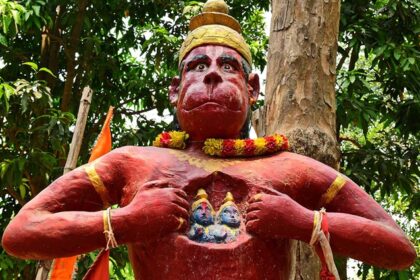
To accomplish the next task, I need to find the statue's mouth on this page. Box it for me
[184,101,241,112]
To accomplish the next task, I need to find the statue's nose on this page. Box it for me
[204,71,222,86]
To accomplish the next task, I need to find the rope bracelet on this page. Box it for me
[310,208,340,280]
[103,207,118,250]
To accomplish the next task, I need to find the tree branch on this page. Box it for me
[60,0,90,112]
[118,107,156,116]
[339,136,362,148]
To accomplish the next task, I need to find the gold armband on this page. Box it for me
[85,163,111,208]
[320,175,346,206]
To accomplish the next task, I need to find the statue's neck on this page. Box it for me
[185,141,205,152]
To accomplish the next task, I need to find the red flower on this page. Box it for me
[222,139,236,156]
[160,132,171,146]
[244,139,256,155]
[264,136,277,152]
[281,136,289,150]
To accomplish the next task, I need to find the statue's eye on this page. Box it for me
[195,63,207,71]
[223,64,232,71]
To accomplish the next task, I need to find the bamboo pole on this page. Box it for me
[35,86,93,280]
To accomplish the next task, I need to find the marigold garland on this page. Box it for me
[152,131,189,149]
[152,131,289,157]
[203,134,288,157]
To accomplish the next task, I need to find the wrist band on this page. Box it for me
[310,208,340,280]
[103,207,118,250]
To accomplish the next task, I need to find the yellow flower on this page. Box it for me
[273,134,284,146]
[254,138,267,155]
[234,140,245,155]
[203,138,223,156]
[169,131,189,149]
[152,135,163,147]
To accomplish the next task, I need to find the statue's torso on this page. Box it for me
[118,147,321,280]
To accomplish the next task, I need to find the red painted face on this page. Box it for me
[170,45,259,141]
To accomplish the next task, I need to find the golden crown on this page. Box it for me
[179,0,252,66]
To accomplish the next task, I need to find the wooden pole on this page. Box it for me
[35,86,93,280]
[64,86,93,174]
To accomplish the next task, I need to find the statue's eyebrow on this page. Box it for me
[186,54,210,71]
[218,54,240,69]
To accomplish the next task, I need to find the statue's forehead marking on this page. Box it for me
[168,149,241,173]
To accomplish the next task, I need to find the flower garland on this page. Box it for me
[203,134,288,157]
[153,131,289,157]
[152,131,189,149]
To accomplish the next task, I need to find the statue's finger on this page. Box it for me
[172,195,190,210]
[245,220,258,232]
[172,203,190,219]
[173,188,188,199]
[246,202,263,212]
[245,210,260,221]
[141,179,171,190]
[249,193,264,202]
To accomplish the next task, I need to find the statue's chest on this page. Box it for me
[164,149,273,211]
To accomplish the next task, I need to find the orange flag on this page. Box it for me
[48,107,114,280]
[82,249,110,280]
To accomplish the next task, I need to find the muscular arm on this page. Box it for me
[2,147,189,260]
[2,147,131,259]
[246,153,416,270]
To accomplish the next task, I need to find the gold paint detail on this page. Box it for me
[176,217,185,230]
[169,149,240,173]
[180,25,251,66]
[85,163,111,208]
[321,175,347,205]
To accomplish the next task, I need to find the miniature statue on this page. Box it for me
[209,192,241,243]
[2,0,415,279]
[188,189,216,242]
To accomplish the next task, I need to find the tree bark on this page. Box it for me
[253,0,342,279]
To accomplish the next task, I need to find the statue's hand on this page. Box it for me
[122,180,189,241]
[245,193,312,241]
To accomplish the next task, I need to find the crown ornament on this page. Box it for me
[179,0,252,66]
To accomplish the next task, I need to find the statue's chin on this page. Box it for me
[178,107,246,141]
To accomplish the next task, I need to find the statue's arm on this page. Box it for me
[2,147,189,259]
[246,154,416,270]
[315,175,416,270]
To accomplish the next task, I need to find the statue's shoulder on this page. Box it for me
[108,145,180,162]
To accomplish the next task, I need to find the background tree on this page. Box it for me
[253,0,342,279]
[0,0,418,279]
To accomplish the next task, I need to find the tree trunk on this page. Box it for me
[253,0,342,279]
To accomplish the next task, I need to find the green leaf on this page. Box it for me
[39,67,57,78]
[393,49,401,60]
[22,62,38,71]
[19,184,26,199]
[33,5,41,17]
[0,33,7,46]
[2,15,12,34]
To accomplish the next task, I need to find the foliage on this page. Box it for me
[0,0,418,279]
[337,0,419,278]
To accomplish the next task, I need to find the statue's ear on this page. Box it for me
[169,76,181,106]
[248,73,260,105]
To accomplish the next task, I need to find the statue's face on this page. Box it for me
[219,205,240,227]
[192,202,214,226]
[170,45,259,140]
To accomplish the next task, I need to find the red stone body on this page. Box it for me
[2,45,416,279]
